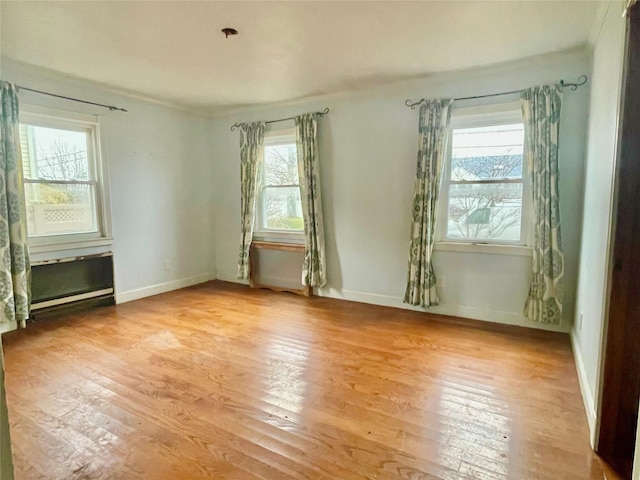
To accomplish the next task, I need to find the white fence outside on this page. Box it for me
[28,204,94,235]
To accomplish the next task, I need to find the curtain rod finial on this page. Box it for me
[559,75,588,91]
[405,98,424,110]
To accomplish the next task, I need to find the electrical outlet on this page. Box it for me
[164,259,172,271]
[577,312,584,332]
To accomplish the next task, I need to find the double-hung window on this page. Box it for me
[19,107,110,247]
[255,128,304,239]
[439,103,530,245]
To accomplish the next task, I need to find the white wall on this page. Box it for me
[0,58,217,302]
[211,49,591,333]
[571,1,627,444]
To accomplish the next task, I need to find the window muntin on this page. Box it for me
[258,130,304,233]
[441,112,528,245]
[19,117,102,239]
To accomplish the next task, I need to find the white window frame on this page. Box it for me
[436,101,532,251]
[253,127,304,244]
[19,105,113,252]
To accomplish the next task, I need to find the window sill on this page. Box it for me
[434,242,532,256]
[28,237,114,255]
[253,231,304,245]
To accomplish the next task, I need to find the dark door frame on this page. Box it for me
[597,3,640,478]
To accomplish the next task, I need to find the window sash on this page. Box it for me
[20,125,96,182]
[19,117,105,241]
[439,114,529,246]
[257,131,303,234]
[259,185,304,233]
[262,183,299,189]
[449,178,523,186]
[443,186,526,244]
[24,179,96,186]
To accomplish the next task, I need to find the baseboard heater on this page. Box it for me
[250,241,310,296]
[30,252,115,317]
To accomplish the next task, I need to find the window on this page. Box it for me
[256,128,304,235]
[19,107,109,245]
[439,104,529,245]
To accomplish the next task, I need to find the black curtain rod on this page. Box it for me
[230,107,329,131]
[404,75,588,110]
[16,85,128,112]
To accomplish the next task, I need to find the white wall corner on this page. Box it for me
[115,272,217,304]
[589,2,613,47]
[570,327,598,446]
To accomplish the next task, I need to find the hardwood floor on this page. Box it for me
[2,281,614,479]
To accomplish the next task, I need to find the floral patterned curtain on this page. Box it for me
[0,81,30,332]
[521,85,564,324]
[295,113,327,287]
[404,99,453,307]
[236,122,265,280]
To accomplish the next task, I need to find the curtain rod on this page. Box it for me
[16,85,128,112]
[230,107,329,131]
[404,75,588,110]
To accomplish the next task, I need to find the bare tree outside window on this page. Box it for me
[446,123,525,242]
[263,144,303,231]
[35,138,89,204]
[36,138,88,181]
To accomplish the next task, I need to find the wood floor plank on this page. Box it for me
[2,280,614,479]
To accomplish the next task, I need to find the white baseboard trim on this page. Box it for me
[315,286,567,332]
[115,272,217,304]
[570,328,597,446]
[0,323,17,335]
[213,274,567,332]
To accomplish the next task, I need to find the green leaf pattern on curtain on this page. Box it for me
[521,85,564,324]
[295,113,327,287]
[403,99,453,307]
[236,122,265,279]
[0,81,30,330]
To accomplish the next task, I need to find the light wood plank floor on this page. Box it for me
[2,281,612,479]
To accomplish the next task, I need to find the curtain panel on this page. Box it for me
[236,122,265,280]
[295,113,327,287]
[403,99,453,307]
[521,85,565,324]
[0,81,30,331]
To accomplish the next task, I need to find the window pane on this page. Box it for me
[451,124,524,181]
[264,144,299,186]
[20,125,90,181]
[447,183,522,241]
[264,186,303,231]
[25,183,97,236]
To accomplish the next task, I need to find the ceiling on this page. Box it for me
[0,1,601,113]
